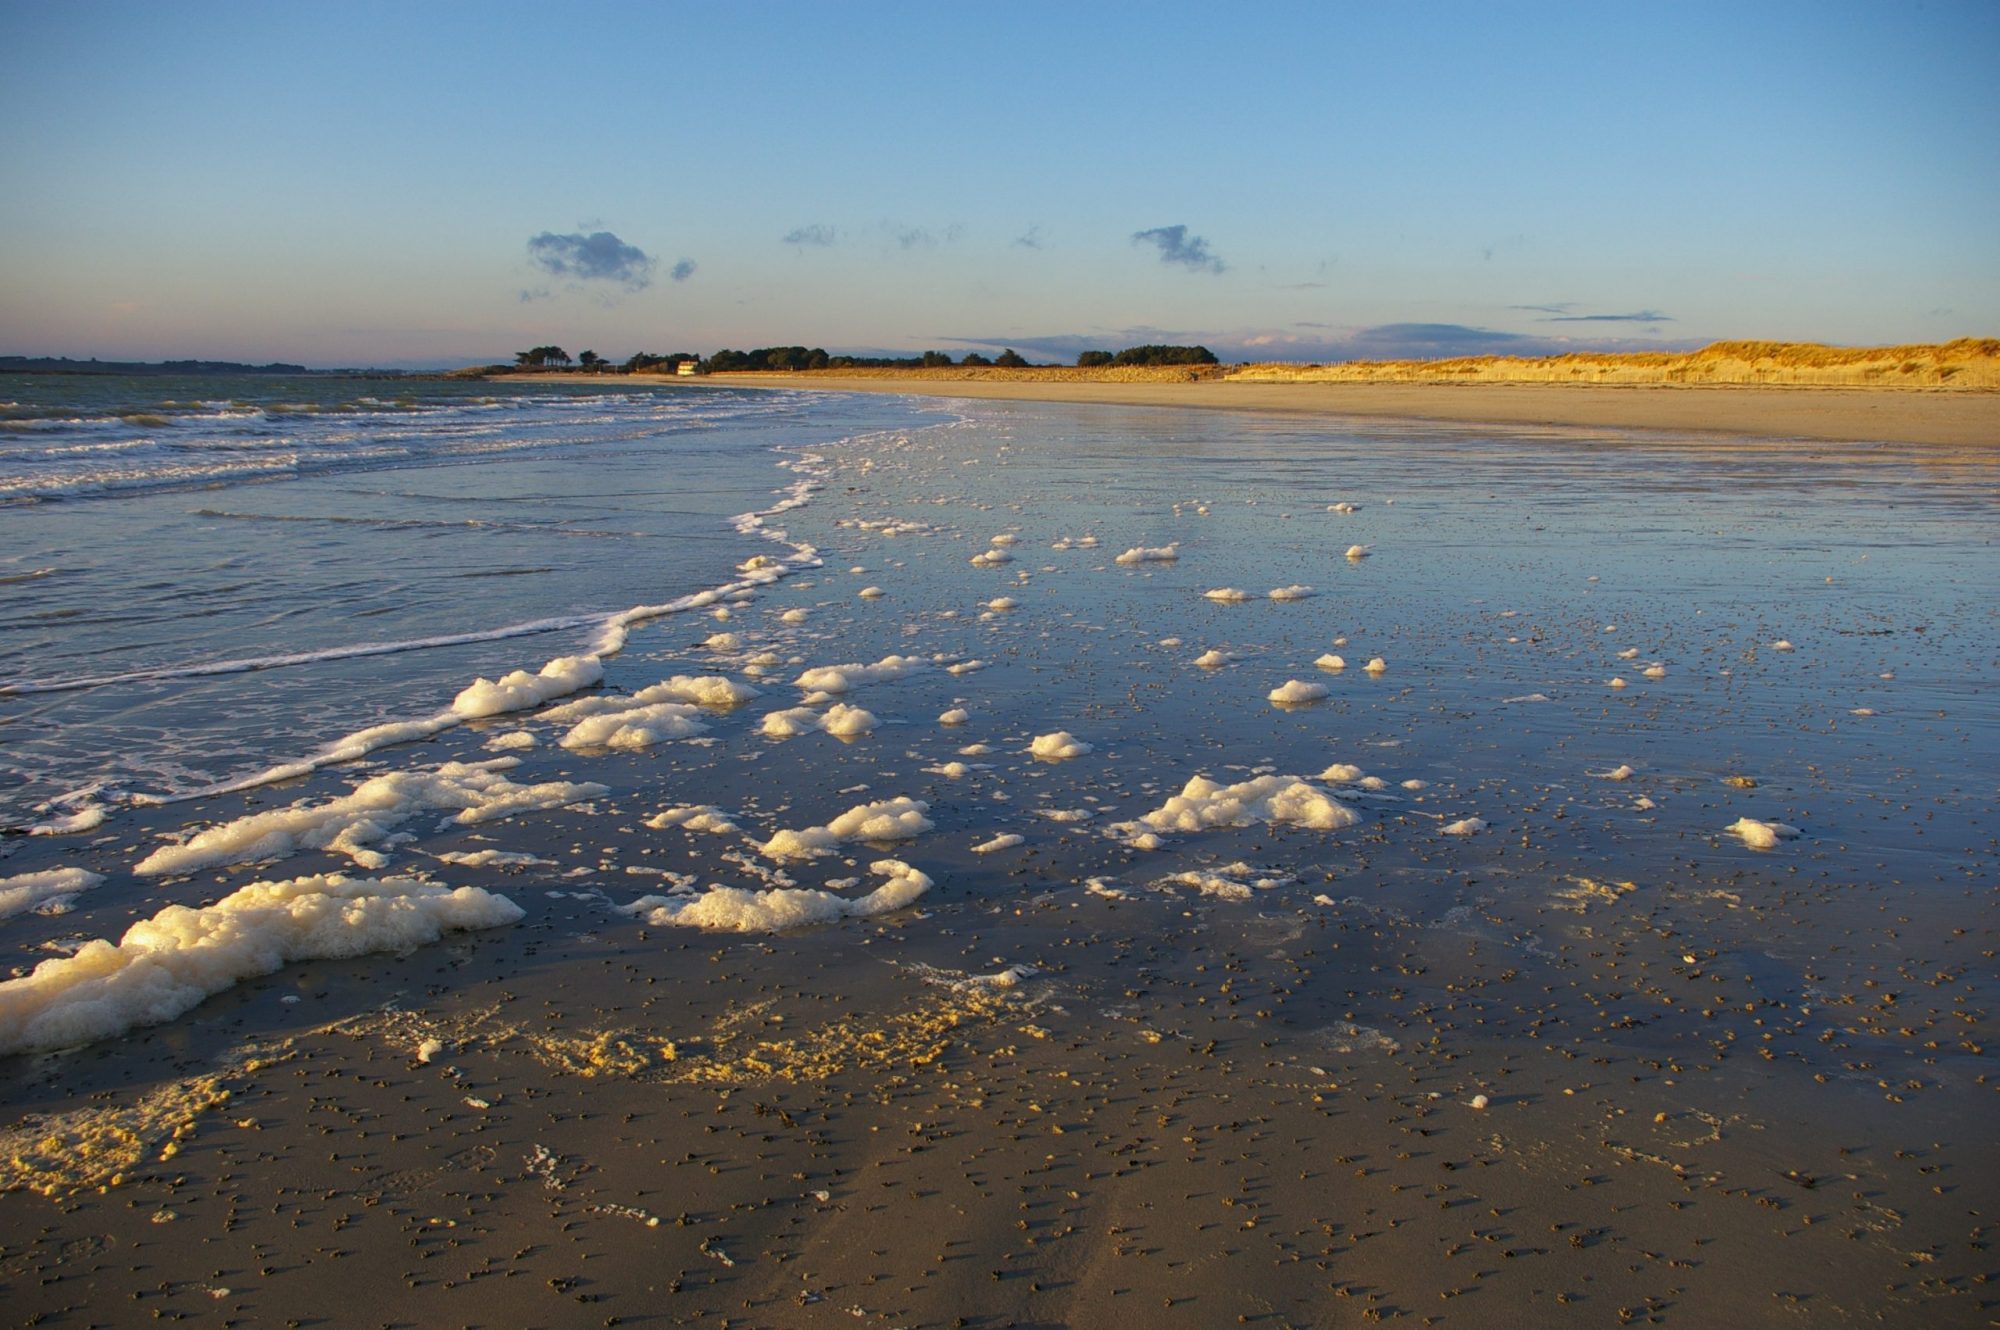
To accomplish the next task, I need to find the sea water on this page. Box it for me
[1,384,1994,1072]
[0,374,934,826]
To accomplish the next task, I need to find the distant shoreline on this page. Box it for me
[531,371,1999,449]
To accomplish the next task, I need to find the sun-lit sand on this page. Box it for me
[604,339,2000,447]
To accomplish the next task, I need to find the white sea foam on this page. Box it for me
[1155,861,1293,901]
[1268,585,1315,601]
[0,868,105,920]
[1315,654,1347,671]
[0,873,522,1054]
[622,859,931,932]
[761,703,877,739]
[972,833,1025,854]
[436,848,553,867]
[135,759,606,876]
[1441,817,1487,836]
[1203,587,1252,602]
[793,655,927,693]
[758,797,934,861]
[644,805,741,834]
[560,703,708,750]
[1029,731,1093,760]
[1727,816,1800,849]
[1116,774,1359,840]
[452,655,605,719]
[1115,543,1179,564]
[1269,680,1328,704]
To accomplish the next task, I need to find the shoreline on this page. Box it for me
[651,373,2000,449]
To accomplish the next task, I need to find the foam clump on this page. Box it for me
[1126,774,1359,838]
[1315,654,1347,672]
[0,873,523,1055]
[761,707,821,737]
[1363,657,1388,674]
[758,797,934,861]
[972,833,1024,855]
[623,859,930,932]
[1029,731,1093,760]
[0,868,105,921]
[1194,649,1236,669]
[560,702,708,751]
[1345,544,1371,560]
[1269,680,1328,704]
[1441,817,1487,836]
[986,597,1018,611]
[644,805,740,835]
[1155,861,1293,901]
[633,675,762,708]
[820,703,878,737]
[1317,763,1365,783]
[28,804,109,836]
[1204,587,1252,602]
[1727,816,1800,849]
[793,655,927,694]
[968,550,1012,567]
[938,708,970,726]
[135,760,607,876]
[436,848,550,867]
[761,703,877,739]
[451,655,604,719]
[1268,585,1315,601]
[1115,543,1179,565]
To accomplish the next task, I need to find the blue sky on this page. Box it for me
[3,1,1995,367]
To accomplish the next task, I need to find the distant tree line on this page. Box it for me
[696,347,1041,371]
[499,343,1217,374]
[1074,345,1218,367]
[623,351,700,373]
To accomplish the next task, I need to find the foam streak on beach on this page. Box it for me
[1,379,1994,1327]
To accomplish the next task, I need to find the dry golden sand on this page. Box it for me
[574,339,2000,447]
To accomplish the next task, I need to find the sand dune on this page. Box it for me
[1229,338,2000,389]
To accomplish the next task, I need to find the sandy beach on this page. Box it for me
[2,381,1993,1329]
[653,372,2000,449]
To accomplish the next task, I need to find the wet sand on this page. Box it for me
[3,399,1994,1328]
[683,372,2000,448]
